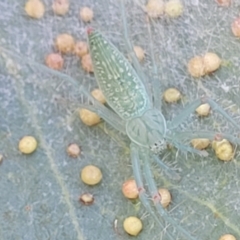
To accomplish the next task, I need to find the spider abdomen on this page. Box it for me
[88,29,150,120]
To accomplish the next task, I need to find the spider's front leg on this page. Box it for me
[130,144,176,240]
[130,144,198,240]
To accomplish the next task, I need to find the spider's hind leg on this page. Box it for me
[120,0,156,106]
[76,87,126,133]
[1,46,126,134]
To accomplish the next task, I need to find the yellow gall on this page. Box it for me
[219,234,236,240]
[52,0,69,16]
[158,188,171,208]
[146,0,165,18]
[216,0,231,7]
[123,216,143,236]
[122,179,139,199]
[203,52,221,74]
[79,7,94,22]
[79,193,94,205]
[164,0,184,18]
[187,56,205,78]
[81,54,94,73]
[45,53,64,70]
[191,138,210,150]
[212,139,234,161]
[0,154,3,164]
[55,34,75,54]
[231,17,240,37]
[24,0,45,19]
[74,41,88,58]
[163,88,181,103]
[67,143,81,158]
[18,136,37,154]
[79,109,101,126]
[91,89,106,104]
[133,46,145,62]
[80,165,102,185]
[196,103,211,116]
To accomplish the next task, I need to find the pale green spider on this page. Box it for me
[81,1,240,240]
[1,1,240,239]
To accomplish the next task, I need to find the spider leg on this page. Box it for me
[146,18,162,110]
[0,47,126,133]
[120,0,153,105]
[75,102,126,134]
[168,140,209,157]
[152,154,181,181]
[44,68,126,134]
[130,144,175,240]
[77,86,126,133]
[168,97,240,131]
[121,0,163,110]
[167,99,202,129]
[139,148,198,240]
[172,130,240,146]
[206,97,240,130]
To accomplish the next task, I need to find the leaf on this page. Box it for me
[0,0,240,240]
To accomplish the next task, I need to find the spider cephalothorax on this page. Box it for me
[150,139,167,154]
[126,108,167,151]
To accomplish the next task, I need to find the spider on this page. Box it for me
[79,1,240,239]
[1,1,239,239]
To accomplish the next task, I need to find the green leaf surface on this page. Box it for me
[1,0,240,240]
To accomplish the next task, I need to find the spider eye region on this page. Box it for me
[150,140,167,154]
